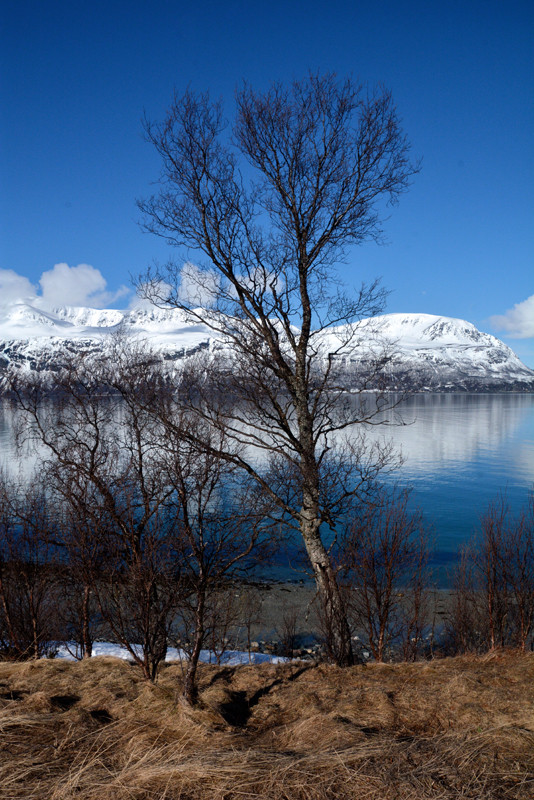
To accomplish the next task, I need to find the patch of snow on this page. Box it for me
[54,641,288,665]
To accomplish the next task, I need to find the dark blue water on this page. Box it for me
[378,394,532,540]
[362,393,534,585]
[262,394,534,585]
[2,394,533,586]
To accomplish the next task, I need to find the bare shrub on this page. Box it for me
[340,486,432,662]
[447,493,534,654]
[165,450,267,701]
[502,493,534,650]
[8,349,187,679]
[94,503,184,681]
[205,586,242,664]
[275,602,300,658]
[235,585,263,661]
[0,475,61,659]
[8,342,272,695]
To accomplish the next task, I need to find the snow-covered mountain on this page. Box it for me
[0,303,532,392]
[0,304,220,378]
[322,313,534,391]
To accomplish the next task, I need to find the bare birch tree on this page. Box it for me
[0,474,61,659]
[160,418,267,704]
[8,351,184,680]
[137,73,418,665]
[8,344,269,693]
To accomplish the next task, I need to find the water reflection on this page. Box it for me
[368,394,534,566]
[1,394,533,566]
[362,393,534,483]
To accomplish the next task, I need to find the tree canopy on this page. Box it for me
[137,73,419,665]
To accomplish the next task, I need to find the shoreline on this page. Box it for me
[229,581,453,654]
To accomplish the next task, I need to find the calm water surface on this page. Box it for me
[1,394,533,583]
[363,394,533,583]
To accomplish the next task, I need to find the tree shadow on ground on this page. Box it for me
[218,664,311,727]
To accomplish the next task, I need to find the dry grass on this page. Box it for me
[0,651,533,799]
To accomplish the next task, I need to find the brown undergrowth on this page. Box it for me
[0,651,532,799]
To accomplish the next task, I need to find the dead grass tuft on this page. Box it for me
[0,652,532,798]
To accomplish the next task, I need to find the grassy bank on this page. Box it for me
[0,650,532,799]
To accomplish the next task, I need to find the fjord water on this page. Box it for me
[1,394,533,584]
[365,393,534,583]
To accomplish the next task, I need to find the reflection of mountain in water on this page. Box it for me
[360,393,534,479]
[3,394,533,485]
[2,395,533,576]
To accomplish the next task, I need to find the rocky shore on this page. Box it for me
[228,582,452,661]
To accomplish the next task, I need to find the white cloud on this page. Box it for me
[178,262,220,307]
[128,281,174,310]
[39,263,129,308]
[0,263,130,310]
[0,269,37,308]
[490,295,534,339]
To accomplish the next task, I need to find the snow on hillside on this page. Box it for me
[324,313,512,351]
[0,303,220,376]
[0,304,532,391]
[319,313,534,390]
[0,303,215,344]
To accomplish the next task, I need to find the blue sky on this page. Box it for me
[1,0,533,364]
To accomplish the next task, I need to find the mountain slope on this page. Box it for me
[0,304,532,392]
[322,313,534,391]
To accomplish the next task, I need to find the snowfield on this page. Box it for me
[1,303,533,391]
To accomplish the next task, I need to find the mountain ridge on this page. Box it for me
[0,303,533,392]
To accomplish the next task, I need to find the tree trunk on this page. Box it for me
[182,592,206,705]
[0,577,19,654]
[300,510,354,666]
[81,584,92,658]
